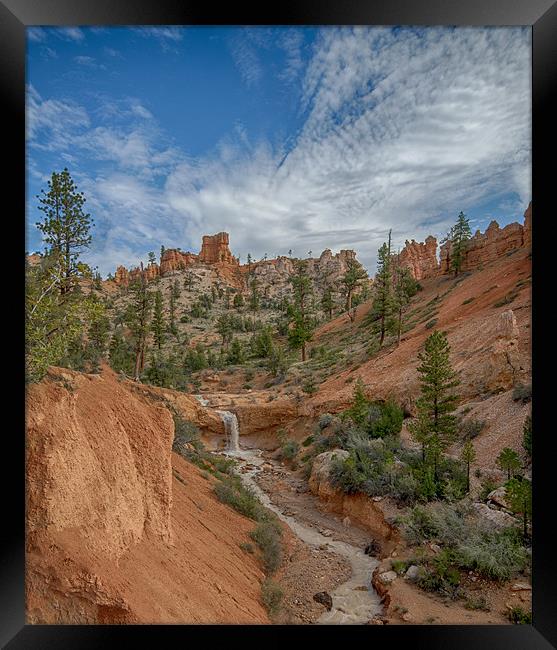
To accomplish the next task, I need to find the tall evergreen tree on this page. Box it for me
[151,290,166,349]
[446,211,472,276]
[372,231,394,346]
[35,168,93,295]
[496,447,521,480]
[409,330,460,477]
[127,267,153,381]
[288,259,314,361]
[342,258,367,322]
[393,262,417,346]
[321,285,335,320]
[505,477,532,540]
[460,439,476,494]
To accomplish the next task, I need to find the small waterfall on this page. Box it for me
[216,410,240,453]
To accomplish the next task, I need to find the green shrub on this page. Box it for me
[464,595,490,611]
[508,606,532,624]
[513,383,532,404]
[523,415,532,457]
[462,297,475,305]
[302,435,314,447]
[459,418,486,440]
[479,477,500,502]
[240,542,255,553]
[261,578,283,616]
[214,477,267,521]
[318,413,334,429]
[250,519,283,574]
[280,440,300,461]
[425,318,438,329]
[493,292,518,308]
[416,549,461,599]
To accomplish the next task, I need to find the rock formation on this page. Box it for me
[397,236,438,280]
[199,232,237,265]
[398,202,532,280]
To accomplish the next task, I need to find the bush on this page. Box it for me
[513,383,532,404]
[456,527,529,581]
[250,519,283,574]
[464,595,490,611]
[261,579,283,616]
[280,440,300,461]
[425,318,438,329]
[416,549,461,599]
[318,413,334,430]
[462,297,475,305]
[239,542,255,553]
[459,418,486,440]
[214,477,267,521]
[523,415,532,457]
[479,477,500,502]
[508,606,532,624]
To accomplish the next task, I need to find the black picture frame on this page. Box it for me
[4,1,556,647]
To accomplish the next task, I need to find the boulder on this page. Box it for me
[313,592,333,611]
[378,571,397,585]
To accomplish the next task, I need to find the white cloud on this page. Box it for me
[56,27,85,42]
[229,35,263,87]
[27,27,46,42]
[27,27,531,277]
[74,55,106,69]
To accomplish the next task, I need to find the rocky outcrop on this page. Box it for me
[26,366,268,624]
[159,249,199,275]
[114,233,239,285]
[397,236,438,280]
[199,232,237,265]
[397,203,531,281]
[308,450,397,547]
[243,249,368,301]
[440,203,531,274]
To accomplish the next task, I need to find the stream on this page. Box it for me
[206,402,383,625]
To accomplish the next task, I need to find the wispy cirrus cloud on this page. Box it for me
[27,27,531,277]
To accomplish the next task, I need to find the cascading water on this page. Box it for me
[216,410,240,453]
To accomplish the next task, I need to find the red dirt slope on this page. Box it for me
[25,366,269,624]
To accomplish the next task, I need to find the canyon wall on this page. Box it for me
[398,202,531,280]
[26,366,268,624]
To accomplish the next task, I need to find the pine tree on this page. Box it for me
[36,168,93,295]
[505,477,532,540]
[522,415,532,457]
[127,267,153,381]
[342,258,367,322]
[409,330,460,477]
[249,277,260,321]
[460,439,476,493]
[233,293,244,310]
[288,259,314,361]
[151,290,166,349]
[496,447,521,480]
[148,251,156,266]
[321,285,335,320]
[393,262,417,346]
[372,231,394,346]
[446,211,472,276]
[216,314,233,349]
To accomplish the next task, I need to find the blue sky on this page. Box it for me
[26,26,531,276]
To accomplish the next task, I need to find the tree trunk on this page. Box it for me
[302,342,306,362]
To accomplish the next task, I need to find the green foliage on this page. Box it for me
[233,293,244,309]
[342,258,367,315]
[261,579,283,616]
[505,477,532,539]
[143,351,189,390]
[302,376,318,395]
[464,595,490,611]
[321,285,335,319]
[172,415,202,452]
[108,329,135,375]
[287,260,314,361]
[425,318,438,329]
[496,448,522,480]
[401,502,529,581]
[318,413,334,430]
[522,415,532,457]
[151,290,166,349]
[409,330,459,468]
[250,519,283,574]
[372,231,394,345]
[512,383,532,404]
[459,418,485,440]
[508,606,532,624]
[35,168,93,295]
[479,477,499,502]
[250,325,274,358]
[280,440,300,461]
[343,379,404,439]
[445,212,472,276]
[214,476,268,521]
[227,338,246,364]
[416,549,461,599]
